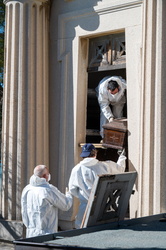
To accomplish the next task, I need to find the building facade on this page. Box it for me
[0,0,166,240]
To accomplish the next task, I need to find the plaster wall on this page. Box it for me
[49,0,143,217]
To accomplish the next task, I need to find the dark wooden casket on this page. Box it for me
[102,119,127,149]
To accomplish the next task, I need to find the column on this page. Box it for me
[1,0,50,226]
[138,0,166,217]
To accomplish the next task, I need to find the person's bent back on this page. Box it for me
[21,165,72,238]
[68,144,126,228]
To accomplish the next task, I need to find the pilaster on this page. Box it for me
[138,0,166,217]
[0,0,50,239]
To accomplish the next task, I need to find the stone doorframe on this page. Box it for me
[56,1,143,220]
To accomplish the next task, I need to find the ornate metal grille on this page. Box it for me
[88,33,126,72]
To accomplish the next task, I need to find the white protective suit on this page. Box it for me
[68,153,126,228]
[21,175,72,238]
[97,76,127,137]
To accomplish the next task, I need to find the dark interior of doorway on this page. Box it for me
[86,68,127,163]
[86,67,129,218]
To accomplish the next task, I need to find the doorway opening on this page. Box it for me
[85,32,127,163]
[86,69,127,142]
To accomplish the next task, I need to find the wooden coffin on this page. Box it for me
[102,119,127,149]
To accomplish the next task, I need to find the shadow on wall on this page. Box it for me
[51,0,101,31]
[75,2,101,32]
[49,0,102,184]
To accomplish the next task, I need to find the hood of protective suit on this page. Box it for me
[29,174,48,186]
[106,76,126,103]
[79,157,98,166]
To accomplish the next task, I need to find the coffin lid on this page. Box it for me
[102,119,127,132]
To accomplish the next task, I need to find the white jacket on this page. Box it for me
[98,76,127,119]
[68,154,126,228]
[21,175,72,238]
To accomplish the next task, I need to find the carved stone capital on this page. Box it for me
[3,0,49,4]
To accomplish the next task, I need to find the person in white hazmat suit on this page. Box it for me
[68,143,126,229]
[97,75,127,138]
[21,165,72,238]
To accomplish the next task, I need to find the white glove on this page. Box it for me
[109,117,114,122]
[117,148,125,156]
[65,187,69,195]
